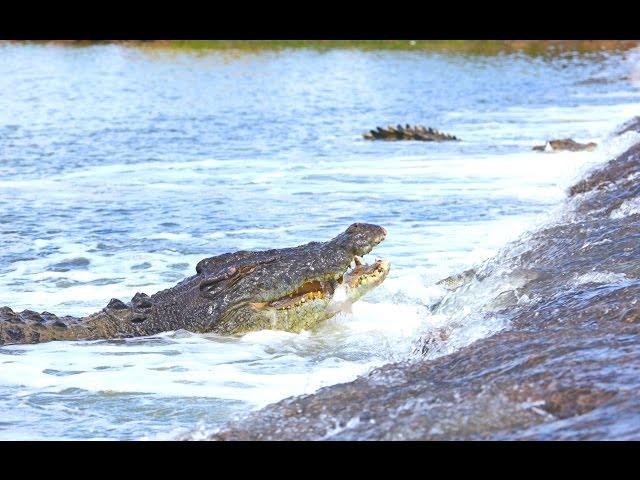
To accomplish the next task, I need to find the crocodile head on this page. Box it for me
[194,223,390,334]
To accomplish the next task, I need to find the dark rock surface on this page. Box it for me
[203,119,640,440]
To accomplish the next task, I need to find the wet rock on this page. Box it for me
[20,310,44,323]
[614,116,640,136]
[130,314,147,323]
[485,289,520,311]
[436,268,476,291]
[40,312,62,325]
[106,298,128,310]
[0,306,17,321]
[569,142,640,196]
[620,306,640,324]
[542,387,617,419]
[130,292,152,310]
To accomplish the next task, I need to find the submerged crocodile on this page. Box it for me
[0,223,390,346]
[532,138,597,152]
[364,124,459,141]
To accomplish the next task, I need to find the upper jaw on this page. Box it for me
[251,240,388,311]
[252,256,390,313]
[353,230,387,256]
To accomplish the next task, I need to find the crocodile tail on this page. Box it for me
[0,297,144,346]
[0,306,87,345]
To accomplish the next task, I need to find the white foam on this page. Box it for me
[573,272,629,286]
[0,332,383,406]
[610,197,640,219]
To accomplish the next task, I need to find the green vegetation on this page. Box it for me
[8,40,639,56]
[145,40,640,55]
[165,40,488,51]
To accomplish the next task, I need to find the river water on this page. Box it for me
[1,43,639,439]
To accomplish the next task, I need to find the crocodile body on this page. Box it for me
[363,124,459,141]
[532,138,597,152]
[0,223,389,346]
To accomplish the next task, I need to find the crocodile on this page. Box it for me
[532,138,597,152]
[0,223,390,346]
[363,124,459,141]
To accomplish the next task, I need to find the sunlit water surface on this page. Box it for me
[1,44,639,439]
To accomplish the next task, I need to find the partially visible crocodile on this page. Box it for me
[0,223,390,346]
[532,138,597,152]
[364,124,459,141]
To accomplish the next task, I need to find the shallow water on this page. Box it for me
[1,44,639,439]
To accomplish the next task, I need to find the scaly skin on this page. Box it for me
[363,124,459,141]
[0,223,390,346]
[532,138,597,152]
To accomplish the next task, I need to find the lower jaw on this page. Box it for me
[268,274,389,332]
[239,260,389,334]
[240,298,333,334]
[259,259,389,311]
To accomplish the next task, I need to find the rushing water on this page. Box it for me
[1,43,640,440]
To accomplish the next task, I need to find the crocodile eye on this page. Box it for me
[199,264,257,297]
[199,256,277,298]
[199,267,238,292]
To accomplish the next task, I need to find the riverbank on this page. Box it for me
[201,118,640,440]
[5,40,640,55]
